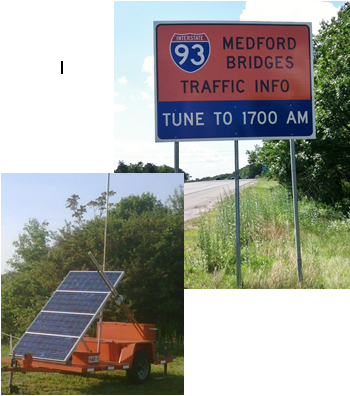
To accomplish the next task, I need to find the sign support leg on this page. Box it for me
[235,140,241,288]
[174,142,179,173]
[290,139,303,282]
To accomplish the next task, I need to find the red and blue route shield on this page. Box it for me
[170,33,210,73]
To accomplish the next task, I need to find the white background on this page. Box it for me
[0,0,114,174]
[1,1,349,395]
[186,290,349,396]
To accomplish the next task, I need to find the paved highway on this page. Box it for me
[184,179,258,221]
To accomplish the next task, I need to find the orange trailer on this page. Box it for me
[2,254,176,390]
[2,322,176,385]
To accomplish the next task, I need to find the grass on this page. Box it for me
[185,179,350,289]
[1,343,184,395]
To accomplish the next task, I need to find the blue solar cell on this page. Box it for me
[43,291,107,314]
[13,333,77,361]
[27,312,92,337]
[13,270,124,362]
[58,271,123,292]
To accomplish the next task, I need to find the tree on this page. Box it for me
[115,160,129,173]
[66,195,87,225]
[87,191,116,218]
[245,145,263,178]
[114,162,191,181]
[258,3,350,212]
[128,162,144,173]
[7,219,52,272]
[2,220,62,337]
[246,144,261,165]
[143,162,158,173]
[113,193,162,220]
[166,186,184,216]
[158,165,190,181]
[157,165,173,173]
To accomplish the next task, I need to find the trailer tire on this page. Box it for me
[126,351,151,384]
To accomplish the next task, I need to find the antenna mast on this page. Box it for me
[97,173,111,353]
[103,173,110,271]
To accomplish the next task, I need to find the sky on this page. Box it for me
[1,173,183,274]
[114,1,345,179]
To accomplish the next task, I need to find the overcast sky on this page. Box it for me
[114,1,344,179]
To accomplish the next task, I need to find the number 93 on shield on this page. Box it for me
[170,33,211,73]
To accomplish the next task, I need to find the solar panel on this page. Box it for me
[44,291,109,314]
[27,312,92,337]
[57,271,123,292]
[12,271,124,363]
[13,334,77,361]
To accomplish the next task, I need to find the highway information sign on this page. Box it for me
[154,21,315,142]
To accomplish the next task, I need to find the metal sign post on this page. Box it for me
[235,141,241,288]
[290,140,303,282]
[174,142,179,173]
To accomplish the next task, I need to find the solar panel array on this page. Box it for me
[12,271,124,363]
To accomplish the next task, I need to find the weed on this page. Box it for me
[185,179,350,289]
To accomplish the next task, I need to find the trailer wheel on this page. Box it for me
[126,351,151,384]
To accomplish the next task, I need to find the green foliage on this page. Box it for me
[185,179,350,289]
[115,160,190,181]
[239,163,263,179]
[166,185,184,215]
[8,219,52,272]
[2,189,184,339]
[196,184,291,273]
[258,4,350,213]
[113,193,163,220]
[246,144,261,165]
[66,195,87,225]
[143,162,158,173]
[244,144,263,178]
[86,191,116,218]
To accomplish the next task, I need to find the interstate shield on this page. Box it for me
[170,33,210,73]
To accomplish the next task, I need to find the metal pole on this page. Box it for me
[235,140,241,288]
[290,140,303,282]
[174,142,179,173]
[97,173,110,353]
[88,252,120,298]
[102,173,110,272]
[9,334,14,390]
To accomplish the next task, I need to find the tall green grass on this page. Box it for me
[185,179,350,289]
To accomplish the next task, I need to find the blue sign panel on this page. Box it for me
[157,100,313,140]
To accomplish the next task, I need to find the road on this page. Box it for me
[184,179,258,221]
